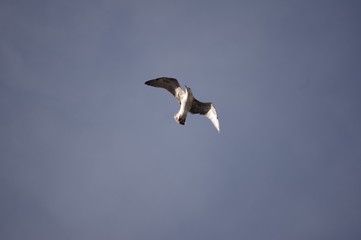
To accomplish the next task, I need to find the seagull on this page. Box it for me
[145,77,220,132]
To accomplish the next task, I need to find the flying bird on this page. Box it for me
[145,77,220,132]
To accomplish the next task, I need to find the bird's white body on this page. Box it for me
[174,86,194,125]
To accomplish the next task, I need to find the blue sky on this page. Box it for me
[1,0,361,239]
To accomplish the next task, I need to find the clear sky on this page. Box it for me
[1,0,361,239]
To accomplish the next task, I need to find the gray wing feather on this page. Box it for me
[145,77,183,104]
[190,99,220,132]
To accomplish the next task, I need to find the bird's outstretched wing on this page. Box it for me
[190,99,220,132]
[145,77,184,104]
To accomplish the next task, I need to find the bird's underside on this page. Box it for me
[145,77,220,132]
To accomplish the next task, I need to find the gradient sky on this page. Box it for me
[1,0,361,239]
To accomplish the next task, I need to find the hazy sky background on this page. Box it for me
[1,0,361,239]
